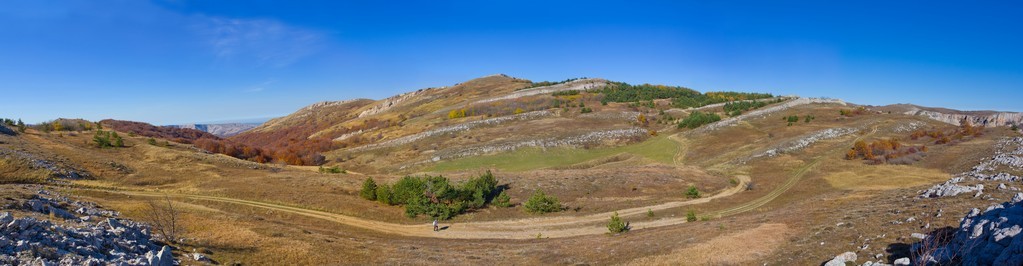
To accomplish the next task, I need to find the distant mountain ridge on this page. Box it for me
[169,123,259,137]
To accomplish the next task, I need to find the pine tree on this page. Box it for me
[685,185,701,199]
[93,130,111,148]
[113,132,124,147]
[16,119,25,133]
[360,177,378,201]
[523,189,562,214]
[607,212,629,234]
[494,190,511,207]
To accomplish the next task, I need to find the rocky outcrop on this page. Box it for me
[358,89,436,118]
[747,127,858,161]
[0,124,15,136]
[692,97,846,134]
[579,111,641,121]
[473,78,607,105]
[912,193,1023,265]
[170,123,259,137]
[0,188,174,265]
[346,110,556,152]
[920,137,1023,198]
[824,251,857,266]
[904,107,1023,127]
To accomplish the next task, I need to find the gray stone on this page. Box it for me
[893,257,910,265]
[915,197,1023,265]
[0,188,169,265]
[825,251,857,266]
[0,212,12,226]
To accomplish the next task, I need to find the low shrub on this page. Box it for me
[523,189,562,214]
[686,210,697,222]
[607,212,629,234]
[685,185,701,199]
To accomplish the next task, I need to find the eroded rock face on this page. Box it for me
[914,193,1023,265]
[907,108,1023,128]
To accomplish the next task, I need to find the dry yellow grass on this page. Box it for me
[823,162,950,190]
[0,158,50,184]
[627,223,791,265]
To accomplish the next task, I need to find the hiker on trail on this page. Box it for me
[433,219,439,231]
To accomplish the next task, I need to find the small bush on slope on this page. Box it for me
[607,212,629,234]
[360,177,377,201]
[523,189,563,214]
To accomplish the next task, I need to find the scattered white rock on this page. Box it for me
[347,110,556,151]
[748,127,858,161]
[433,127,648,161]
[824,251,857,266]
[913,197,1023,265]
[692,97,846,134]
[0,188,173,265]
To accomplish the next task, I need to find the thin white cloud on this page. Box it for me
[195,17,325,68]
[244,79,277,93]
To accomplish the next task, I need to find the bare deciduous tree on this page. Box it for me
[143,196,181,244]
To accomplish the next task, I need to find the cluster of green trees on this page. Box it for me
[784,115,815,126]
[361,171,507,219]
[318,165,346,174]
[723,100,768,116]
[597,82,773,109]
[599,82,701,103]
[551,90,580,96]
[672,92,773,109]
[93,130,124,148]
[1,118,26,133]
[34,119,97,133]
[677,111,721,129]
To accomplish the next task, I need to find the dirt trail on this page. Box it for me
[85,130,811,240]
[95,172,750,239]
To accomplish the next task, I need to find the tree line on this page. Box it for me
[597,82,773,109]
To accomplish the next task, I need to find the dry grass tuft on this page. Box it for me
[628,223,790,265]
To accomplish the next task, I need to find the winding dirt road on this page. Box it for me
[89,131,818,240]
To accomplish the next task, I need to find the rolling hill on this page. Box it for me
[1,74,1022,265]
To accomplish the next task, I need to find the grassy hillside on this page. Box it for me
[3,75,1020,265]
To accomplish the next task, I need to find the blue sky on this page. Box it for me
[1,0,1020,125]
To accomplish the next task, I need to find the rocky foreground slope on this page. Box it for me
[0,186,179,265]
[914,194,1023,265]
